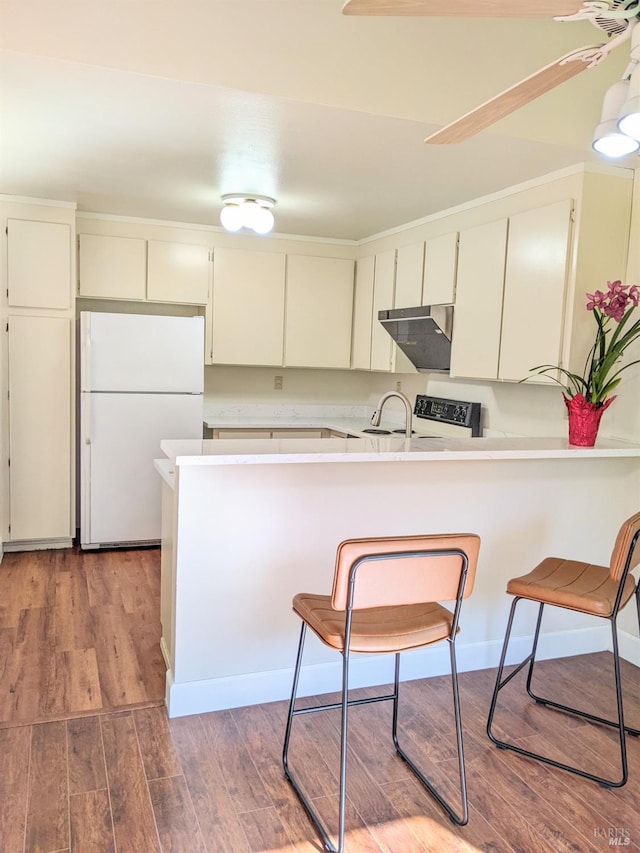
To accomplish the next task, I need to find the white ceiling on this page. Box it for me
[1,0,637,240]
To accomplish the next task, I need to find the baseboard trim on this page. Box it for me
[165,625,612,718]
[3,538,74,552]
[616,629,640,665]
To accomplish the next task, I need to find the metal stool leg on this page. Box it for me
[487,596,636,787]
[282,621,350,853]
[392,642,469,825]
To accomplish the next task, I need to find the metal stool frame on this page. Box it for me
[282,547,472,853]
[487,529,640,789]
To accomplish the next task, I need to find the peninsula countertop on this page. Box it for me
[160,435,640,467]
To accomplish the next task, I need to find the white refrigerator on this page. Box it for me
[80,311,204,549]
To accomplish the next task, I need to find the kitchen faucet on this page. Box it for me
[370,390,413,435]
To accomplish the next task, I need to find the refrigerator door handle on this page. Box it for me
[80,312,93,392]
[84,393,91,445]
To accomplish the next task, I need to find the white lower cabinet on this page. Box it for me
[209,248,285,366]
[8,315,73,541]
[284,255,354,369]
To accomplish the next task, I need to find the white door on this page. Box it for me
[81,312,204,393]
[81,392,203,547]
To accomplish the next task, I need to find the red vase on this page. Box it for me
[563,394,615,447]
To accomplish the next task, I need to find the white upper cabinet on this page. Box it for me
[7,219,71,310]
[79,233,210,304]
[370,249,396,372]
[284,255,354,369]
[79,233,147,300]
[351,255,375,370]
[450,200,572,383]
[422,231,458,305]
[394,243,424,308]
[449,219,508,380]
[211,248,285,366]
[147,240,210,305]
[498,200,572,382]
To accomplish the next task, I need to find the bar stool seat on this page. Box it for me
[487,511,640,789]
[282,532,481,853]
[292,593,456,653]
[507,557,637,616]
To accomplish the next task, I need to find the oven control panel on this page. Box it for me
[413,395,482,436]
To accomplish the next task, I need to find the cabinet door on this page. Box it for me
[8,315,72,540]
[423,232,458,305]
[498,199,572,382]
[351,255,375,370]
[7,219,71,309]
[392,243,423,373]
[212,249,285,366]
[449,219,507,380]
[395,243,424,308]
[370,249,396,372]
[147,240,210,305]
[284,255,354,369]
[78,233,147,300]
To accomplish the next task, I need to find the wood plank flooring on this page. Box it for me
[0,547,165,726]
[0,547,639,850]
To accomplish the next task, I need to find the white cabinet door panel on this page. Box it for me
[498,199,572,382]
[351,255,375,370]
[423,232,458,305]
[370,249,395,372]
[8,315,72,540]
[8,219,71,309]
[79,233,147,300]
[212,249,285,366]
[284,255,354,369]
[449,219,507,380]
[147,241,210,305]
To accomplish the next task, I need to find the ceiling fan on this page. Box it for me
[342,0,640,147]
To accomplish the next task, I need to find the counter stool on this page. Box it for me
[487,511,640,787]
[282,532,481,853]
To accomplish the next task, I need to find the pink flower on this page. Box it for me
[586,290,606,311]
[606,280,625,297]
[629,285,639,307]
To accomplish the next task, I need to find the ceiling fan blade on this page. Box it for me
[342,0,587,16]
[424,46,602,144]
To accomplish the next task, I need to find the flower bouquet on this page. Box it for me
[527,280,640,446]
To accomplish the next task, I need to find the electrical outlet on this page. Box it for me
[395,381,402,392]
[274,375,283,391]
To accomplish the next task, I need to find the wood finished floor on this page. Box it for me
[0,548,639,851]
[0,547,165,726]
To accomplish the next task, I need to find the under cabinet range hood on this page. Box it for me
[378,305,453,373]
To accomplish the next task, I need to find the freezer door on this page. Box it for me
[81,312,204,393]
[81,392,203,547]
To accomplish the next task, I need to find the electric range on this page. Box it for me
[361,394,482,438]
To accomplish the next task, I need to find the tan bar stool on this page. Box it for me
[487,511,640,787]
[282,532,481,853]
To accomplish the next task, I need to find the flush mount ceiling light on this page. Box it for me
[220,194,276,235]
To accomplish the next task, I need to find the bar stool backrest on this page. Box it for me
[610,510,640,582]
[331,533,481,611]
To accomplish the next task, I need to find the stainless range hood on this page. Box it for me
[378,305,453,373]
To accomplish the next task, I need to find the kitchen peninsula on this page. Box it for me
[155,435,640,718]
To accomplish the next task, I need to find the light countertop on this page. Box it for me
[159,435,640,467]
